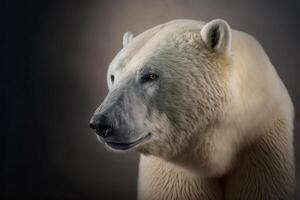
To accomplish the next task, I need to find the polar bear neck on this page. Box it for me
[138,155,223,200]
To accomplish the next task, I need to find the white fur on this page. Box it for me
[107,19,295,200]
[123,32,135,47]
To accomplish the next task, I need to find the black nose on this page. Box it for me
[89,114,113,138]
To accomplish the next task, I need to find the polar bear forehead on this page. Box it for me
[108,20,206,77]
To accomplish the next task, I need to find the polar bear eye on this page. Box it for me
[110,75,115,83]
[141,73,159,83]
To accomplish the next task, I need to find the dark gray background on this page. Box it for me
[2,0,299,199]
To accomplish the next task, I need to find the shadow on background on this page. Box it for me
[2,0,299,199]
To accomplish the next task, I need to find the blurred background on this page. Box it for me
[2,0,299,199]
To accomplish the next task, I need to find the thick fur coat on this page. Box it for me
[91,19,295,200]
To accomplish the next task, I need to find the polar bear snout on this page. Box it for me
[89,114,113,138]
[89,110,152,151]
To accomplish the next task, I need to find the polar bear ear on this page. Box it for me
[123,32,135,47]
[200,19,232,54]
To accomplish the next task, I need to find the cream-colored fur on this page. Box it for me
[107,19,295,200]
[138,155,222,200]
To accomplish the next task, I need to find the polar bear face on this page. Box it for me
[90,19,232,162]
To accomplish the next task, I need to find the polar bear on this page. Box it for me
[89,19,295,200]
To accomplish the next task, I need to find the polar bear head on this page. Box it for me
[90,19,233,169]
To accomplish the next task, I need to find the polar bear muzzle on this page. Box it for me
[89,85,153,151]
